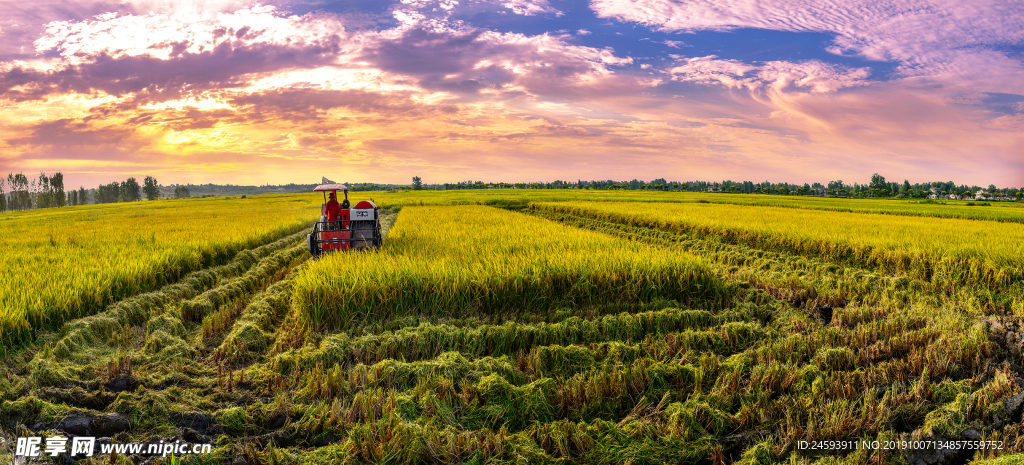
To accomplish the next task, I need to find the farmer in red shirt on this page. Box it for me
[325,192,341,228]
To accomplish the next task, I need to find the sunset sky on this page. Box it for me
[0,0,1022,187]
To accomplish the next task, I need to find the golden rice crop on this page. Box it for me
[292,205,728,332]
[342,189,1024,223]
[0,195,318,347]
[533,201,1024,290]
[658,194,1024,223]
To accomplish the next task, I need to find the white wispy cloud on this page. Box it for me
[400,0,561,16]
[591,0,1024,90]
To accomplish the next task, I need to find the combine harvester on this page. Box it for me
[307,179,382,257]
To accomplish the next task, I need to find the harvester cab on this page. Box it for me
[307,183,382,257]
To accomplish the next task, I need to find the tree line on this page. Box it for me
[1,172,72,213]
[301,175,1023,199]
[0,173,192,214]
[432,175,1021,199]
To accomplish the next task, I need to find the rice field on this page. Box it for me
[642,194,1024,224]
[3,191,1024,465]
[351,190,1024,223]
[0,195,319,348]
[533,201,1024,294]
[292,205,728,332]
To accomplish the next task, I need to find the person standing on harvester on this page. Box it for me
[325,192,341,229]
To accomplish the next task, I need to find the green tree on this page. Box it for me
[8,173,30,211]
[827,180,844,196]
[120,177,141,202]
[0,178,5,213]
[869,173,887,191]
[37,173,52,208]
[78,187,88,205]
[143,176,160,200]
[97,182,119,203]
[412,176,423,190]
[174,185,191,199]
[50,172,65,207]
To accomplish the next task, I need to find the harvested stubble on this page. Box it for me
[182,241,309,323]
[271,306,754,374]
[214,263,307,366]
[252,301,1004,464]
[293,205,729,332]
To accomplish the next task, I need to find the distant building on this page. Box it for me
[976,189,987,200]
[928,187,941,199]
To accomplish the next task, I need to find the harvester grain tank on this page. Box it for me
[307,183,382,257]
